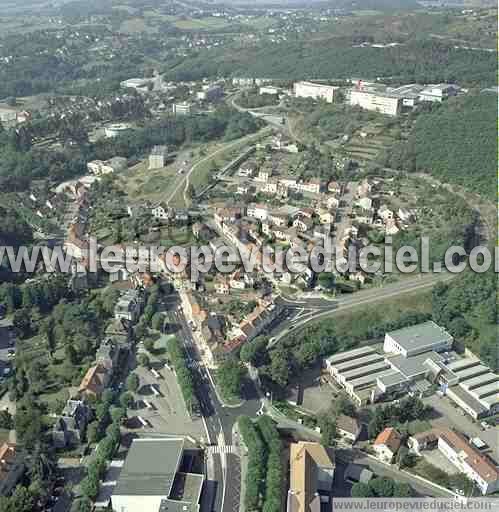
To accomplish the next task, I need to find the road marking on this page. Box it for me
[207,445,237,455]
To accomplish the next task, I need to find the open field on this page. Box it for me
[173,17,231,30]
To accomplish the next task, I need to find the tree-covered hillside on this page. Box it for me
[166,39,496,87]
[382,94,497,198]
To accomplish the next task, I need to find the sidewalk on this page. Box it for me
[233,422,246,512]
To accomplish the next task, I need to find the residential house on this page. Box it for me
[96,338,121,372]
[114,290,143,323]
[293,216,313,233]
[438,430,499,494]
[313,225,331,243]
[247,203,268,221]
[408,429,439,455]
[349,271,367,285]
[255,168,271,183]
[151,203,171,221]
[378,205,394,222]
[192,222,213,240]
[229,271,246,289]
[344,463,374,484]
[214,207,244,228]
[356,179,373,199]
[0,443,24,498]
[268,211,289,227]
[262,221,272,237]
[398,208,416,224]
[237,183,255,196]
[238,161,257,177]
[336,415,362,443]
[327,181,342,195]
[385,218,400,235]
[296,207,314,219]
[373,427,401,463]
[298,180,322,195]
[356,197,373,212]
[79,364,110,399]
[326,196,340,210]
[287,441,335,512]
[318,209,334,225]
[52,400,92,449]
[87,157,127,176]
[214,276,230,295]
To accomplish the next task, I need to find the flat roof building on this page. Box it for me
[460,373,498,392]
[383,321,453,357]
[325,346,375,369]
[349,89,402,116]
[149,145,168,170]
[294,81,339,103]
[473,381,499,399]
[331,353,385,375]
[387,351,443,381]
[447,356,481,373]
[111,437,203,512]
[453,364,490,381]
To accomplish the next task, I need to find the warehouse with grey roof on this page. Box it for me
[111,437,203,512]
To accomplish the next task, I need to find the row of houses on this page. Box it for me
[373,427,499,495]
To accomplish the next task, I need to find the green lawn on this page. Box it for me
[173,17,230,30]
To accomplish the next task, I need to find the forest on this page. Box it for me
[380,94,497,198]
[166,39,496,87]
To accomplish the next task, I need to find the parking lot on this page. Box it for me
[0,319,15,381]
[129,361,205,440]
[423,394,499,462]
[286,366,338,414]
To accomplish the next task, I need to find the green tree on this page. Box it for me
[137,353,150,368]
[126,373,140,392]
[217,359,245,400]
[151,312,165,332]
[351,482,375,497]
[370,477,394,497]
[119,392,134,409]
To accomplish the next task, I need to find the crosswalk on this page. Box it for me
[207,445,237,455]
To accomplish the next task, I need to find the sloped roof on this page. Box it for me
[288,441,334,512]
[374,427,401,453]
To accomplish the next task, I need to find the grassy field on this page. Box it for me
[173,17,230,30]
[120,17,152,33]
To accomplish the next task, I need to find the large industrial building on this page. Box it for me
[383,321,454,357]
[440,355,499,419]
[325,322,455,406]
[111,437,204,512]
[294,81,339,103]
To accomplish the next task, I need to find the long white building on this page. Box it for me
[294,81,339,103]
[438,430,499,495]
[349,89,402,116]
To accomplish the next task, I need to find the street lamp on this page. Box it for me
[266,391,273,405]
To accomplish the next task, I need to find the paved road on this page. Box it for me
[270,271,456,347]
[169,305,261,512]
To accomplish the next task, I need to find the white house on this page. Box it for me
[373,427,401,463]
